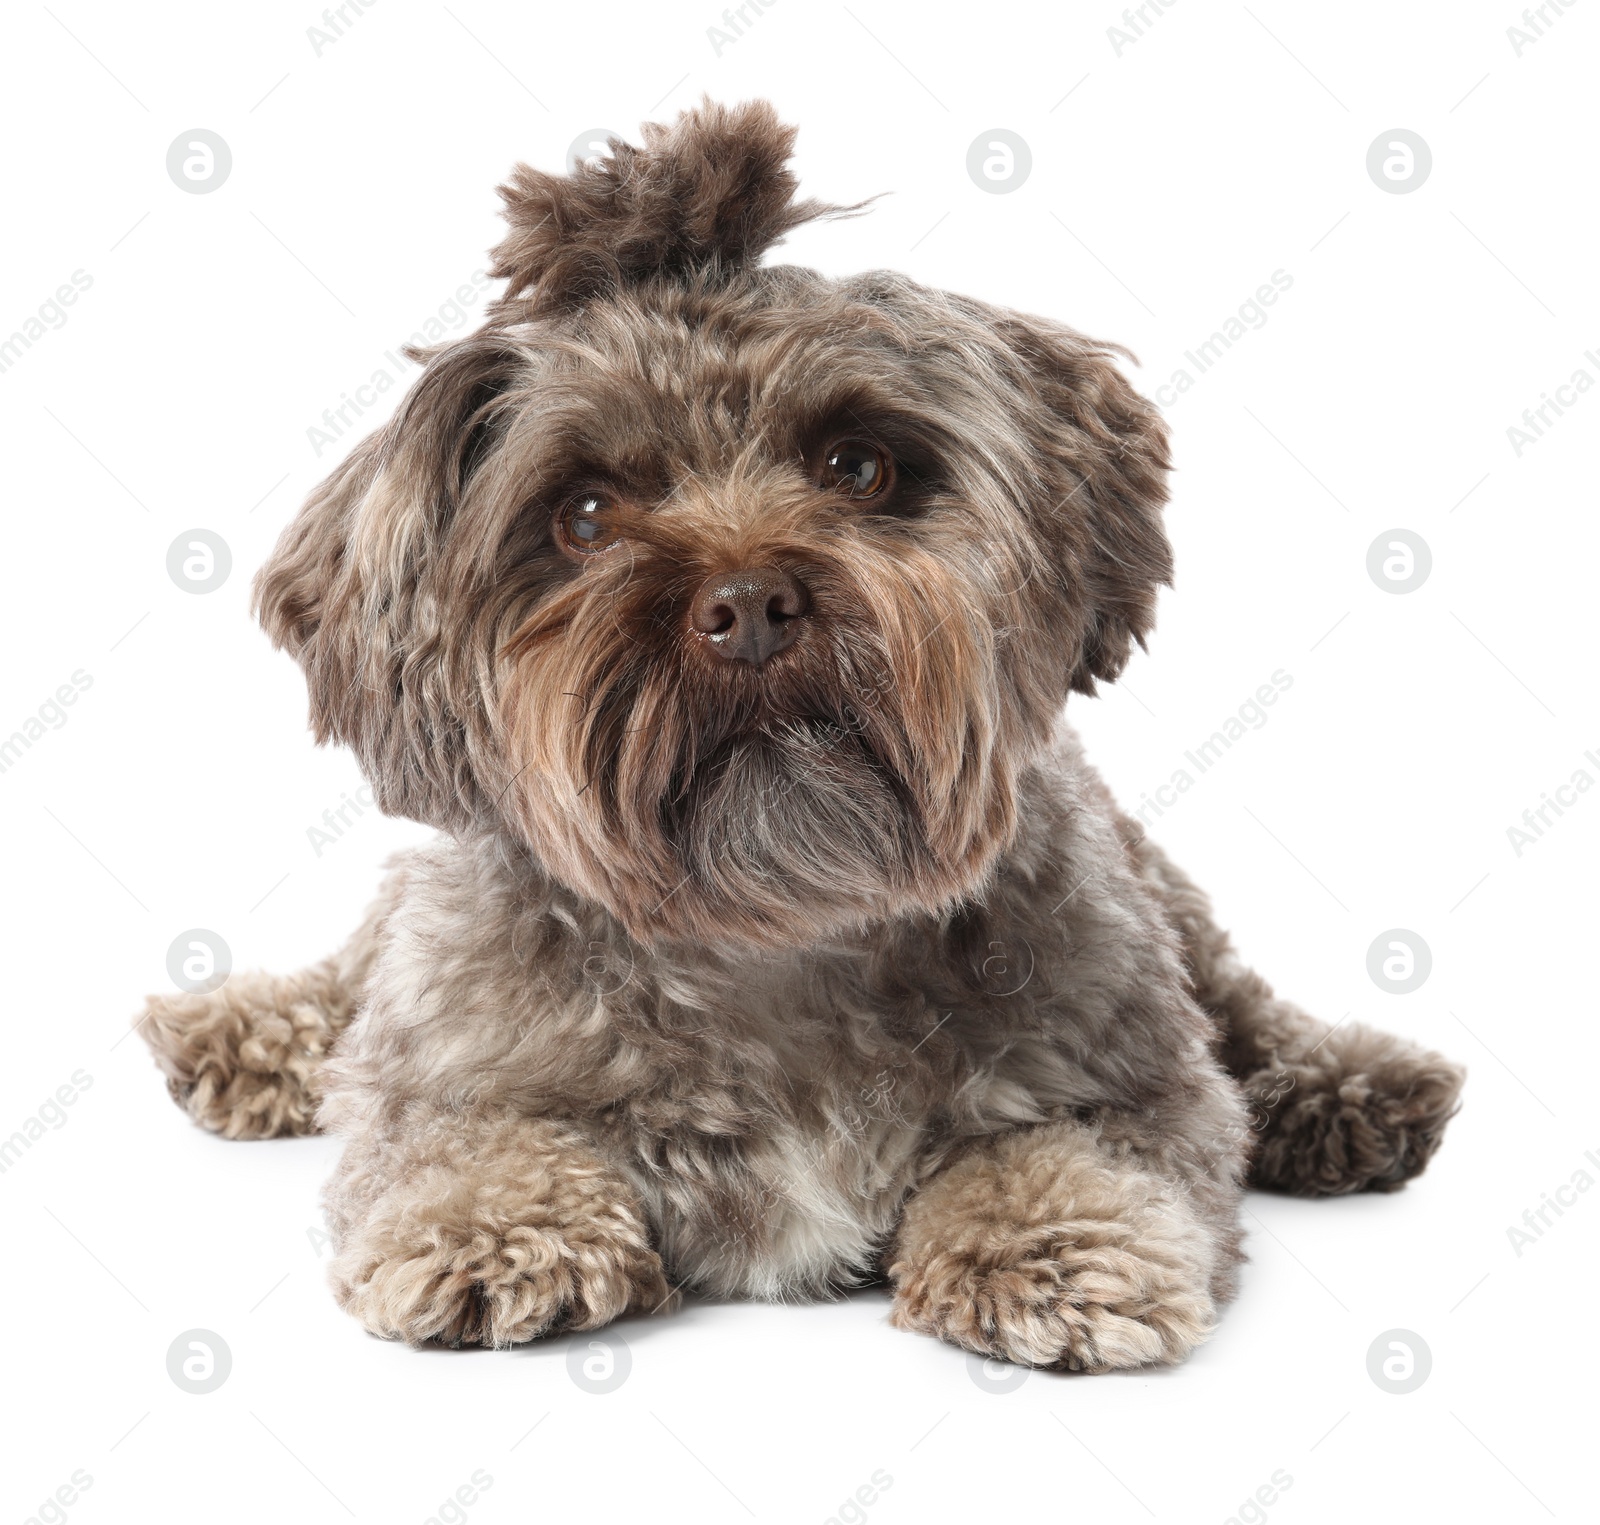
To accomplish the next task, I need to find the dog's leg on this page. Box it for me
[1125,824,1465,1195]
[888,1121,1220,1372]
[135,862,408,1139]
[326,1105,674,1346]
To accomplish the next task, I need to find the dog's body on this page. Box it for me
[140,102,1462,1370]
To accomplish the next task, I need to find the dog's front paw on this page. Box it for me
[335,1216,670,1347]
[888,1126,1218,1372]
[334,1203,674,1347]
[328,1120,675,1347]
[136,965,351,1139]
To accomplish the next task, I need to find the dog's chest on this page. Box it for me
[598,968,950,1299]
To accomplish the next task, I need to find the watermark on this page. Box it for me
[166,130,231,195]
[308,783,376,857]
[1505,1146,1599,1256]
[21,1470,94,1525]
[581,937,636,996]
[167,929,232,995]
[1505,349,1599,456]
[567,130,619,171]
[1365,529,1431,593]
[967,1351,1027,1392]
[973,936,1034,997]
[1107,0,1181,56]
[567,1332,630,1392]
[0,1070,94,1177]
[1223,1470,1294,1525]
[1366,1328,1431,1393]
[0,670,93,776]
[823,1470,894,1525]
[1131,669,1294,828]
[0,271,93,376]
[1151,272,1294,407]
[1506,748,1600,856]
[1366,930,1430,994]
[424,1470,494,1525]
[305,269,494,457]
[166,1329,232,1393]
[1366,130,1430,194]
[966,131,1031,194]
[1507,0,1583,56]
[167,529,232,594]
[308,0,380,57]
[708,0,781,57]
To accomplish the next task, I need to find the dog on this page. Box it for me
[138,100,1463,1370]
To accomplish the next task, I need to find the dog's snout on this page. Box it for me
[690,567,810,666]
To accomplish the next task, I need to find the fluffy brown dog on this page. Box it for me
[139,100,1463,1369]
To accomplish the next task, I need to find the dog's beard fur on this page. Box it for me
[500,485,1025,949]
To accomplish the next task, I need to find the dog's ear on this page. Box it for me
[487,97,856,319]
[993,311,1173,694]
[253,335,524,829]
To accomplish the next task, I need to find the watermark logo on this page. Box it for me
[966,131,1031,194]
[0,1069,94,1176]
[567,1333,630,1392]
[1366,130,1430,194]
[0,670,94,777]
[1506,1147,1599,1255]
[1152,271,1294,408]
[308,0,380,57]
[0,270,93,376]
[1507,1,1583,57]
[166,130,232,195]
[166,530,231,594]
[707,0,781,57]
[21,1471,93,1524]
[423,1470,494,1525]
[581,938,636,996]
[1107,0,1181,56]
[567,130,619,172]
[1223,1470,1294,1525]
[1505,350,1599,456]
[974,937,1034,997]
[1365,1328,1431,1393]
[1133,670,1294,829]
[1366,530,1430,594]
[167,1329,232,1393]
[824,1471,894,1525]
[305,270,494,457]
[1506,749,1600,856]
[167,930,232,995]
[1366,930,1430,994]
[966,1351,1028,1392]
[307,784,376,857]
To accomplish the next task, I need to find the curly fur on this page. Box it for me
[889,1121,1219,1370]
[327,1107,672,1346]
[137,100,1463,1367]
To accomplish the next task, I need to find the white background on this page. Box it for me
[1,2,1595,1521]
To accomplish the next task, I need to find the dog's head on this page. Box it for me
[256,99,1171,950]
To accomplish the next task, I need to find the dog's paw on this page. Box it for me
[136,964,352,1139]
[890,1222,1214,1373]
[331,1174,674,1348]
[889,1126,1218,1372]
[1248,1024,1465,1196]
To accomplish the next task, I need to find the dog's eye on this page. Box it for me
[820,439,893,500]
[555,494,622,557]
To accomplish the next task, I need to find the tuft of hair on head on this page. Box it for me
[486,97,861,320]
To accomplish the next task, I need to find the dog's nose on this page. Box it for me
[689,567,810,665]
